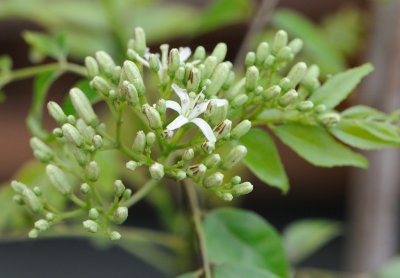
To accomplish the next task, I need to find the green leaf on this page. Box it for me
[272,123,368,168]
[377,256,400,278]
[26,71,60,140]
[309,63,373,109]
[63,79,100,115]
[204,208,289,277]
[283,219,342,264]
[273,9,346,74]
[341,105,387,120]
[23,31,68,60]
[240,128,289,193]
[213,264,279,278]
[330,119,400,150]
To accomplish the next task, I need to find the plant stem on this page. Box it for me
[123,179,159,207]
[184,181,212,278]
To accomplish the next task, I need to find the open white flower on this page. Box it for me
[166,84,227,143]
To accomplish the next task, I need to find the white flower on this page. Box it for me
[166,84,227,143]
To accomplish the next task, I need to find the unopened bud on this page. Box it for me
[142,104,163,130]
[264,55,276,68]
[30,137,53,161]
[70,88,99,126]
[83,220,98,233]
[278,89,298,107]
[231,176,242,185]
[315,104,327,114]
[203,172,224,188]
[113,206,128,224]
[114,180,125,197]
[34,219,49,232]
[85,56,99,78]
[122,61,145,96]
[149,163,164,180]
[213,119,232,139]
[90,76,111,96]
[277,46,293,61]
[22,188,43,213]
[47,101,67,124]
[193,46,206,61]
[256,42,270,65]
[92,135,103,149]
[33,186,41,196]
[174,170,187,181]
[205,62,230,96]
[89,208,99,220]
[263,85,281,101]
[232,182,253,196]
[110,231,122,241]
[122,188,132,200]
[205,99,228,126]
[211,42,227,63]
[279,78,291,92]
[133,131,146,154]
[29,229,39,239]
[86,161,100,182]
[187,68,201,92]
[174,66,185,83]
[231,120,251,139]
[221,145,247,170]
[80,183,91,194]
[46,213,55,222]
[287,62,307,89]
[62,123,83,147]
[288,38,303,55]
[245,52,256,67]
[126,160,139,171]
[11,181,27,194]
[53,128,63,137]
[232,94,248,108]
[187,164,207,178]
[149,54,160,73]
[245,66,259,91]
[95,51,116,77]
[134,27,146,56]
[203,56,218,79]
[296,100,314,111]
[272,30,288,54]
[46,165,72,195]
[222,71,235,90]
[13,195,24,205]
[202,141,215,154]
[121,81,139,105]
[146,132,156,147]
[204,154,221,169]
[319,112,341,126]
[183,148,195,161]
[217,192,233,202]
[168,48,180,75]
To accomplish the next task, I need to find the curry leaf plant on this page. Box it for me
[5,27,400,277]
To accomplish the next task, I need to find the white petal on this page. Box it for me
[190,100,210,119]
[167,115,189,130]
[213,99,228,107]
[172,83,190,114]
[143,48,151,60]
[179,47,192,62]
[165,100,182,114]
[191,118,216,143]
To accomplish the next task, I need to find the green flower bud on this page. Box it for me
[53,128,63,137]
[213,119,232,139]
[263,55,276,68]
[66,113,75,123]
[302,64,320,90]
[315,104,327,113]
[160,44,169,66]
[80,183,91,194]
[187,68,201,92]
[71,146,88,166]
[46,165,72,196]
[245,52,256,67]
[296,100,314,112]
[278,89,298,107]
[183,148,195,161]
[11,181,27,194]
[33,150,52,163]
[288,38,303,55]
[217,192,233,202]
[222,71,235,90]
[263,85,281,101]
[168,48,180,76]
[211,42,227,63]
[90,76,111,96]
[92,135,103,149]
[272,30,288,54]
[187,164,207,178]
[133,130,146,154]
[30,137,53,161]
[114,180,125,197]
[83,220,98,233]
[122,188,132,200]
[22,188,43,213]
[149,54,160,73]
[174,170,187,181]
[231,94,248,108]
[142,104,163,130]
[86,161,100,182]
[122,61,145,96]
[46,213,55,222]
[221,145,247,170]
[203,56,218,79]
[254,86,264,96]
[174,66,186,83]
[184,63,194,84]
[62,123,83,147]
[203,172,224,188]
[279,77,291,92]
[47,101,67,124]
[146,132,156,147]
[226,78,245,100]
[287,62,307,89]
[204,99,228,126]
[126,160,139,171]
[232,181,253,196]
[13,195,24,205]
[204,154,221,169]
[70,88,99,126]
[89,208,99,220]
[231,120,251,139]
[256,42,270,65]
[193,46,206,61]
[84,56,99,78]
[33,186,41,196]
[245,66,259,91]
[277,46,293,61]
[319,112,341,126]
[231,176,242,185]
[113,206,128,224]
[149,163,164,180]
[110,231,122,241]
[34,219,49,232]
[205,62,230,97]
[95,51,116,77]
[202,141,215,154]
[134,27,147,56]
[120,81,139,105]
[29,229,39,239]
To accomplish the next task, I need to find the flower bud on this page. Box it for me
[222,71,235,90]
[193,46,206,61]
[86,161,100,182]
[114,180,125,197]
[187,164,207,178]
[33,186,42,196]
[203,172,224,188]
[122,188,132,200]
[110,231,122,241]
[62,123,83,147]
[92,135,103,149]
[272,30,288,54]
[296,100,314,112]
[47,101,67,124]
[287,62,307,89]
[70,88,99,126]
[204,154,221,169]
[34,219,49,232]
[187,68,201,92]
[33,150,52,163]
[113,206,128,224]
[46,165,72,195]
[256,42,270,65]
[278,89,298,107]
[263,55,276,68]
[29,229,39,239]
[85,56,99,78]
[90,76,111,96]
[213,119,232,139]
[231,94,248,108]
[149,163,164,180]
[168,48,180,75]
[245,66,259,91]
[205,99,228,126]
[279,77,291,92]
[89,208,99,220]
[288,38,303,55]
[183,148,194,161]
[231,120,251,139]
[133,130,146,154]
[126,160,139,171]
[205,62,230,97]
[120,81,139,105]
[211,42,227,63]
[174,170,187,181]
[142,104,163,130]
[319,112,341,126]
[226,78,245,100]
[203,56,218,79]
[46,213,55,222]
[30,137,54,161]
[95,51,116,77]
[160,44,169,66]
[245,52,256,67]
[302,65,320,89]
[122,61,145,96]
[80,183,91,194]
[76,119,95,143]
[83,220,98,233]
[277,46,293,61]
[217,192,233,202]
[174,66,186,83]
[146,132,156,147]
[134,27,147,56]
[13,195,24,205]
[11,181,27,194]
[232,182,253,196]
[231,176,242,185]
[315,104,327,114]
[221,145,247,170]
[263,85,281,101]
[71,146,88,166]
[202,141,215,154]
[53,127,63,137]
[149,54,160,73]
[22,188,43,213]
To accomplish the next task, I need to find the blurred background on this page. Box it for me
[1,0,399,277]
